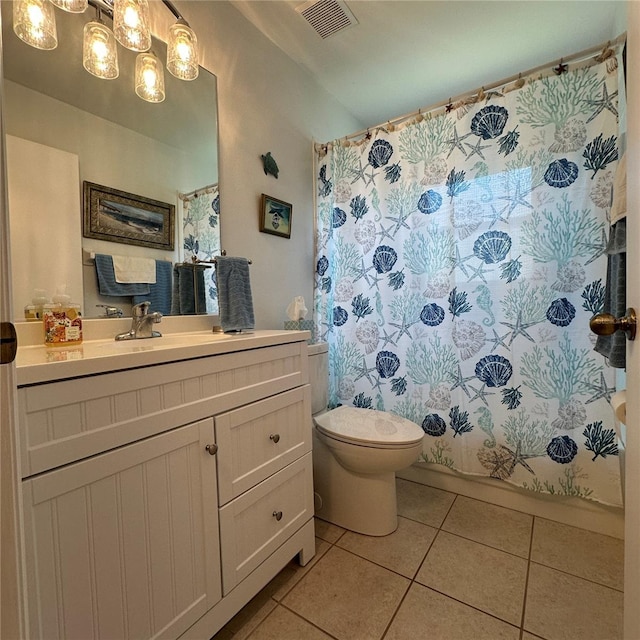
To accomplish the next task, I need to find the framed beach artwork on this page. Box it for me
[83,181,175,250]
[259,193,292,239]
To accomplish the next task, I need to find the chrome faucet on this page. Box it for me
[96,304,123,318]
[115,301,162,340]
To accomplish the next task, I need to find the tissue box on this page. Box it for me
[283,320,315,343]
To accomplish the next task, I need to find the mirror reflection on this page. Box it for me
[2,1,220,320]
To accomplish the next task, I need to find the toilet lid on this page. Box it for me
[314,406,424,447]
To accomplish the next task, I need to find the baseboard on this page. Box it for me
[398,463,624,539]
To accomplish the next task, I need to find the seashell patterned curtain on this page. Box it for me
[314,46,624,506]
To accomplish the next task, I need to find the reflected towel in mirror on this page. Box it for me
[132,260,173,315]
[113,255,157,283]
[95,254,150,296]
[170,264,208,315]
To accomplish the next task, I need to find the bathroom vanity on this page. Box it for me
[15,328,315,639]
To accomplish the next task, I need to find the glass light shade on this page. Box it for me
[135,53,165,103]
[13,0,57,50]
[50,0,88,13]
[167,19,199,81]
[83,21,119,79]
[113,0,151,52]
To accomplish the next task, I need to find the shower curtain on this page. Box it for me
[314,47,623,506]
[180,184,221,314]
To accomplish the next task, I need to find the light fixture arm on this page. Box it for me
[161,0,183,22]
[87,0,114,19]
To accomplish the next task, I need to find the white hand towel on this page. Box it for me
[112,255,157,283]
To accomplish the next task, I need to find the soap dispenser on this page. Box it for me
[24,289,49,321]
[43,285,83,346]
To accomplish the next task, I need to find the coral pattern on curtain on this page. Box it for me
[181,184,221,314]
[314,49,623,506]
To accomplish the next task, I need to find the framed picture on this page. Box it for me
[259,194,292,239]
[83,181,175,250]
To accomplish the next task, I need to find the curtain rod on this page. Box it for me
[338,32,626,144]
[179,182,219,201]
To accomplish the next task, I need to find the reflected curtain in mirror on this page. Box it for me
[180,184,220,314]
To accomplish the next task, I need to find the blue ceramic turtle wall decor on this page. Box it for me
[261,152,279,178]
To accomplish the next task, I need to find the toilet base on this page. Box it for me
[313,433,398,536]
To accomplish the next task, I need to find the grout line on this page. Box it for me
[528,559,625,593]
[379,579,412,640]
[410,582,522,632]
[276,602,342,640]
[519,515,537,637]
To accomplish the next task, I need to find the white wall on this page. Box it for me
[168,1,361,330]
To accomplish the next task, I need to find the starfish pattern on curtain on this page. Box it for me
[314,50,623,506]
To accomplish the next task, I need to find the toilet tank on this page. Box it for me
[308,342,328,415]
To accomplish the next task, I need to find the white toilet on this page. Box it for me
[308,343,425,536]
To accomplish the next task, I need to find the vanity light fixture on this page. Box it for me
[50,0,88,13]
[13,0,58,50]
[12,0,198,102]
[135,51,165,103]
[113,0,151,52]
[82,8,119,79]
[166,17,198,81]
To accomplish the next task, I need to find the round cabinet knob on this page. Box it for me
[205,443,218,456]
[269,433,280,443]
[589,308,637,341]
[272,510,283,521]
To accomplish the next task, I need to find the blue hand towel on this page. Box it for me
[132,260,173,315]
[215,257,254,332]
[594,220,626,368]
[95,254,150,296]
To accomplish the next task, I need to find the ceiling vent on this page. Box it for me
[296,0,358,39]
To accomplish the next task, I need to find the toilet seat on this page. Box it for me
[314,406,424,449]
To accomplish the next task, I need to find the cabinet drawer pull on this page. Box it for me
[269,433,280,443]
[205,443,218,456]
[272,510,283,521]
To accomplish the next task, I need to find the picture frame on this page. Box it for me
[259,194,292,239]
[83,181,175,250]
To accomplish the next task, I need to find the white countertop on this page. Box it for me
[16,324,311,386]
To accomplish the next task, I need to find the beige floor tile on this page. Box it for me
[336,516,437,578]
[531,518,624,590]
[222,588,277,640]
[522,633,546,640]
[524,563,623,640]
[282,546,409,640]
[269,538,332,601]
[248,606,334,640]
[385,582,520,640]
[396,478,456,528]
[314,517,346,543]
[415,530,527,625]
[442,495,532,557]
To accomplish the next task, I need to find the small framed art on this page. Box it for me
[259,194,292,239]
[83,181,175,250]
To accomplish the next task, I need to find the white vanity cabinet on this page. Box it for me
[22,419,221,640]
[16,332,316,640]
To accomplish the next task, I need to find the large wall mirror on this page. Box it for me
[2,1,220,320]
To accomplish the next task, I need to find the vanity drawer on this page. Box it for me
[218,453,313,594]
[215,385,312,505]
[18,342,308,477]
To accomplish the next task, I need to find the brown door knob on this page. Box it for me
[589,308,636,341]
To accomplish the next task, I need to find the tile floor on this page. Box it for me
[211,478,624,640]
